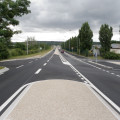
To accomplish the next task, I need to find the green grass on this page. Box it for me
[87,56,104,60]
[9,48,52,59]
[0,66,4,69]
[0,48,52,61]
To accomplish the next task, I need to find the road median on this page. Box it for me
[5,80,117,120]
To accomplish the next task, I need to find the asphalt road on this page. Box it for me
[0,48,120,116]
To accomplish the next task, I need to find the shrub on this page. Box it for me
[0,42,9,59]
[103,52,120,59]
[10,49,25,56]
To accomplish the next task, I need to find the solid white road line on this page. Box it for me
[62,52,120,114]
[0,84,32,120]
[35,69,42,74]
[16,65,24,69]
[0,84,28,112]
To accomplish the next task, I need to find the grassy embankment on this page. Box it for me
[9,48,52,59]
[0,66,4,69]
[0,47,52,61]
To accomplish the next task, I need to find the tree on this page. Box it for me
[99,24,113,52]
[0,0,31,58]
[78,22,93,55]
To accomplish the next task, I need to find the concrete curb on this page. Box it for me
[0,67,9,75]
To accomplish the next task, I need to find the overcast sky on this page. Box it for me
[12,0,120,42]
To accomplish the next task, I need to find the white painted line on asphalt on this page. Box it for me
[106,71,110,73]
[43,63,47,66]
[0,84,28,112]
[116,75,120,77]
[35,69,42,74]
[47,60,49,62]
[62,53,120,114]
[16,65,24,69]
[78,75,82,77]
[111,73,115,75]
[29,61,33,63]
[0,83,33,120]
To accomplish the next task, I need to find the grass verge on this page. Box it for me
[0,66,4,69]
[1,48,52,61]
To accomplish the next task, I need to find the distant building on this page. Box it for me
[92,43,120,55]
[110,44,120,54]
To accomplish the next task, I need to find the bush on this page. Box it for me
[0,42,9,59]
[10,49,25,56]
[103,52,120,59]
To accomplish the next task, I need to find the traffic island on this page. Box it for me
[6,80,117,120]
[0,67,9,75]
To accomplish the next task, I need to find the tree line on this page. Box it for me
[62,22,120,59]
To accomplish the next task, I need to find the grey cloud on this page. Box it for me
[17,0,120,33]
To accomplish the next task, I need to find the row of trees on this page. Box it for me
[62,22,114,57]
[0,0,31,59]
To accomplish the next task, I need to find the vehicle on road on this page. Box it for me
[61,49,64,53]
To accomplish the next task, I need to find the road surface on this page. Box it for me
[0,48,120,119]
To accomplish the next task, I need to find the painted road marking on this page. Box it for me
[116,75,120,77]
[111,73,115,75]
[43,63,47,66]
[0,84,28,112]
[16,65,24,69]
[62,52,120,114]
[29,61,33,63]
[35,69,42,74]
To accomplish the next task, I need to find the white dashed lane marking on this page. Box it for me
[29,61,33,63]
[16,65,24,69]
[35,69,42,74]
[43,63,47,66]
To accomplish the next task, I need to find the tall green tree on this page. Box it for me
[0,0,31,59]
[78,22,93,54]
[99,24,113,52]
[0,0,31,46]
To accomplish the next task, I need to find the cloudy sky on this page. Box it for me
[12,0,120,42]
